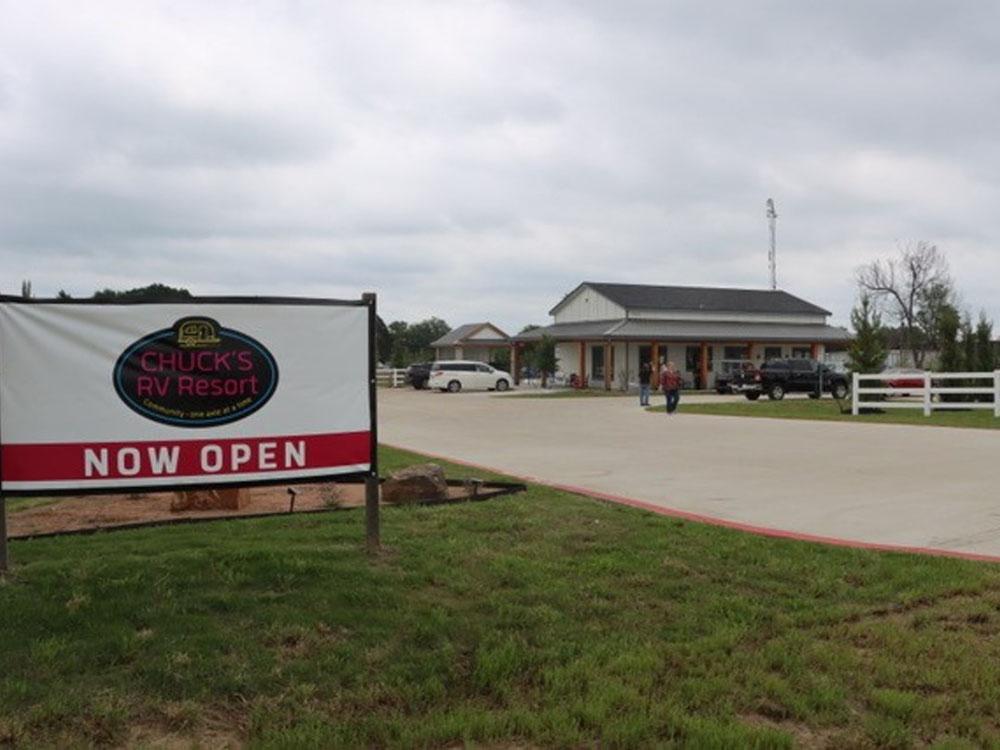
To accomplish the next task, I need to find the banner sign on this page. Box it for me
[0,298,375,494]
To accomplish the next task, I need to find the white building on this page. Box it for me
[512,282,851,389]
[431,322,510,363]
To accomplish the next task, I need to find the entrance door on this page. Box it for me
[591,345,605,382]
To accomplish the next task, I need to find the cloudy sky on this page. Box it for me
[2,0,999,331]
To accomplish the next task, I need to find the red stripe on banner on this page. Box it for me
[1,432,370,482]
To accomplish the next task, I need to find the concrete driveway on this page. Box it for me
[380,388,1000,560]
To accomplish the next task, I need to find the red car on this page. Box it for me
[883,368,925,392]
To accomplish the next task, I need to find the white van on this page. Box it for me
[427,360,514,393]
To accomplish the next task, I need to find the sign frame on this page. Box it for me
[0,293,381,568]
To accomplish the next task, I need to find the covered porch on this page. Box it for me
[511,320,851,390]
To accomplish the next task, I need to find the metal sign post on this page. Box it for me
[0,495,7,573]
[363,292,381,553]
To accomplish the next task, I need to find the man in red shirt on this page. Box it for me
[660,361,682,414]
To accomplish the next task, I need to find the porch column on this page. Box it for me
[578,341,586,387]
[650,342,659,390]
[746,342,754,362]
[604,342,612,391]
[624,341,630,391]
[810,342,820,360]
[699,342,709,391]
[511,343,520,385]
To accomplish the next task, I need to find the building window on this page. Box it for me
[764,346,782,361]
[792,347,811,359]
[723,345,746,360]
[721,345,749,375]
[591,345,605,379]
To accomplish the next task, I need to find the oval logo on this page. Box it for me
[113,317,279,427]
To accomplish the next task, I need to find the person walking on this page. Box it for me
[638,361,652,406]
[660,360,682,414]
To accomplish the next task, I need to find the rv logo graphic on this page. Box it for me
[113,318,279,427]
[177,317,222,348]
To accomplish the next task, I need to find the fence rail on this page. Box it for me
[851,371,1000,417]
[376,368,408,388]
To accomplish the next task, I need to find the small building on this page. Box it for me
[512,282,850,389]
[431,322,510,363]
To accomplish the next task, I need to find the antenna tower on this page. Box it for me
[765,198,777,290]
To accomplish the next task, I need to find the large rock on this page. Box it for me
[381,463,448,504]
[170,487,250,512]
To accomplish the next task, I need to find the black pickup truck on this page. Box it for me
[406,362,432,389]
[736,358,849,401]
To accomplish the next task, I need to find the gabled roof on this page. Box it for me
[549,282,830,316]
[513,319,850,344]
[431,322,509,348]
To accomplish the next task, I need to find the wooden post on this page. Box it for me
[699,342,709,391]
[624,341,630,392]
[604,342,612,391]
[365,475,379,553]
[746,342,754,361]
[0,496,7,574]
[923,371,932,417]
[851,372,859,415]
[810,342,820,360]
[578,341,586,387]
[511,343,520,386]
[363,292,381,553]
[994,370,1000,418]
[650,342,659,391]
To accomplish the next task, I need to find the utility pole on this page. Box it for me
[766,198,778,290]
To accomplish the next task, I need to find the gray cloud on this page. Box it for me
[2,0,999,333]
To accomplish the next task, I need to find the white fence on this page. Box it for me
[852,371,1000,417]
[376,368,408,388]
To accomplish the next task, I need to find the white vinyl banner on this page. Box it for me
[0,300,373,493]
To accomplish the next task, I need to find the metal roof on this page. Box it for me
[514,318,850,343]
[431,322,510,348]
[549,282,831,316]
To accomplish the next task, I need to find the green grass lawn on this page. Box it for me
[3,447,1000,747]
[650,397,1000,430]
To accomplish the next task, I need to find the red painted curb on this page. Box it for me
[384,443,1000,564]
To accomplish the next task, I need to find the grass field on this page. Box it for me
[3,446,1000,747]
[650,397,1000,430]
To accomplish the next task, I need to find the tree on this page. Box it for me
[914,281,956,354]
[535,335,558,388]
[384,317,451,366]
[405,317,451,355]
[936,304,962,373]
[490,347,511,371]
[56,290,72,299]
[856,241,951,368]
[846,294,887,374]
[387,321,410,367]
[20,279,32,299]
[961,315,976,372]
[92,283,192,302]
[974,313,996,373]
[375,316,391,365]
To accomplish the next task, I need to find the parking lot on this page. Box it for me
[380,388,1000,559]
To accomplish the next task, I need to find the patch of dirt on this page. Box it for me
[124,724,243,750]
[8,482,475,538]
[740,712,846,749]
